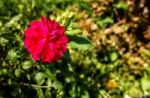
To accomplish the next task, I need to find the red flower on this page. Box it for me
[24,16,68,63]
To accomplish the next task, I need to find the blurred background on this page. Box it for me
[0,0,150,98]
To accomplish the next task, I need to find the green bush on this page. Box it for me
[0,0,150,98]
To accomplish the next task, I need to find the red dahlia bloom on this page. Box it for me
[24,16,68,63]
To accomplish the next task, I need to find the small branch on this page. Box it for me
[20,82,51,88]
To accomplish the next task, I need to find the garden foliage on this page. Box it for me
[0,0,150,98]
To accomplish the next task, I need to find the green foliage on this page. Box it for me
[68,35,92,50]
[97,17,114,28]
[113,1,128,10]
[0,0,150,98]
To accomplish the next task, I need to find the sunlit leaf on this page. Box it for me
[15,68,23,77]
[110,52,119,62]
[97,17,114,28]
[113,1,128,10]
[0,37,8,46]
[68,35,92,50]
[35,72,45,85]
[7,49,17,62]
[52,81,63,90]
[66,29,82,36]
[22,61,32,70]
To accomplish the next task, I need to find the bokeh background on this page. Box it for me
[0,0,150,98]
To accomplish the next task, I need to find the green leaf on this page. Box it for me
[144,66,150,74]
[113,1,128,10]
[77,0,92,14]
[36,88,44,98]
[97,17,114,28]
[66,29,82,36]
[5,14,22,28]
[15,68,23,77]
[35,72,45,85]
[7,49,17,62]
[0,37,9,47]
[22,19,29,28]
[68,35,92,50]
[0,0,4,9]
[14,32,24,50]
[64,18,72,29]
[110,52,119,62]
[62,49,70,60]
[44,68,56,81]
[52,81,63,90]
[22,61,32,70]
[68,41,92,50]
[141,76,150,92]
[81,91,90,98]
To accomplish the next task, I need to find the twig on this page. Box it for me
[20,82,51,89]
